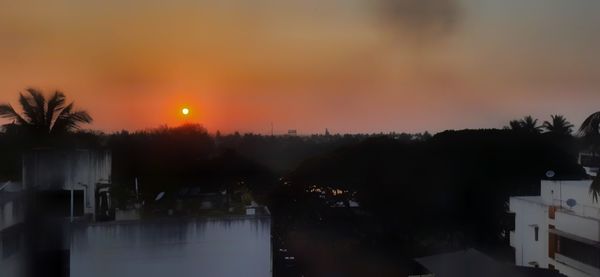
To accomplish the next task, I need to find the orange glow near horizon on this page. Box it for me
[1,1,600,134]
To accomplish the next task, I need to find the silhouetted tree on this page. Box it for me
[542,115,573,136]
[286,129,584,251]
[580,112,600,148]
[508,120,522,131]
[0,88,92,137]
[507,116,542,134]
[579,111,600,202]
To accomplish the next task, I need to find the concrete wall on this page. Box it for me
[1,201,16,230]
[115,209,140,221]
[510,197,550,268]
[555,211,600,242]
[540,180,600,243]
[0,200,24,277]
[0,250,25,277]
[541,180,600,219]
[68,216,272,277]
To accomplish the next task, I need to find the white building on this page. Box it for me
[69,212,272,277]
[22,149,111,220]
[510,180,600,277]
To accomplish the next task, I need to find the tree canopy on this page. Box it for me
[0,88,92,137]
[542,115,574,136]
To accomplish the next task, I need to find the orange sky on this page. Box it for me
[1,0,599,134]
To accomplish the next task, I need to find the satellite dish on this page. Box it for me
[566,198,577,208]
[155,192,165,201]
[545,170,556,178]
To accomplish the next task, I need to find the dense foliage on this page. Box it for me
[0,112,590,263]
[276,129,584,256]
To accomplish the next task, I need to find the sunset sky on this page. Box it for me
[1,0,599,134]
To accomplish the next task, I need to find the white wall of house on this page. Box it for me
[509,196,550,268]
[510,180,600,277]
[541,180,600,216]
[554,258,596,277]
[555,211,600,242]
[68,216,272,277]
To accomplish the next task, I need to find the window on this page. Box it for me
[534,226,539,241]
[36,190,84,217]
[558,236,600,268]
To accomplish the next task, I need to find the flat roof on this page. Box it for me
[416,249,565,277]
[511,196,549,207]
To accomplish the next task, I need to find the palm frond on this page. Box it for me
[17,92,38,124]
[580,111,600,203]
[45,91,66,128]
[543,115,573,135]
[509,116,541,134]
[26,88,47,128]
[579,111,600,138]
[0,103,29,125]
[508,120,521,130]
[51,102,93,134]
[554,115,574,129]
[542,120,553,131]
[70,110,92,124]
[2,89,92,137]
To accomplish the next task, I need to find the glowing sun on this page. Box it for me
[181,107,190,115]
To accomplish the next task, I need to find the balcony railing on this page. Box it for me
[551,230,600,274]
[555,253,600,277]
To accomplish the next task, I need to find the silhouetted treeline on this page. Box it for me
[0,123,588,258]
[215,132,428,174]
[270,129,586,258]
[0,124,398,201]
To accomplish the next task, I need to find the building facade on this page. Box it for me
[510,180,600,277]
[69,213,272,277]
[0,181,25,277]
[22,149,111,220]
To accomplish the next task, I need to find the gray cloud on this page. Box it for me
[376,0,462,39]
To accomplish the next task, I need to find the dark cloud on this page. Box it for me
[377,0,462,39]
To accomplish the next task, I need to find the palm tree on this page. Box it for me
[0,88,92,137]
[507,116,542,134]
[508,120,522,130]
[542,115,574,136]
[579,111,600,202]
